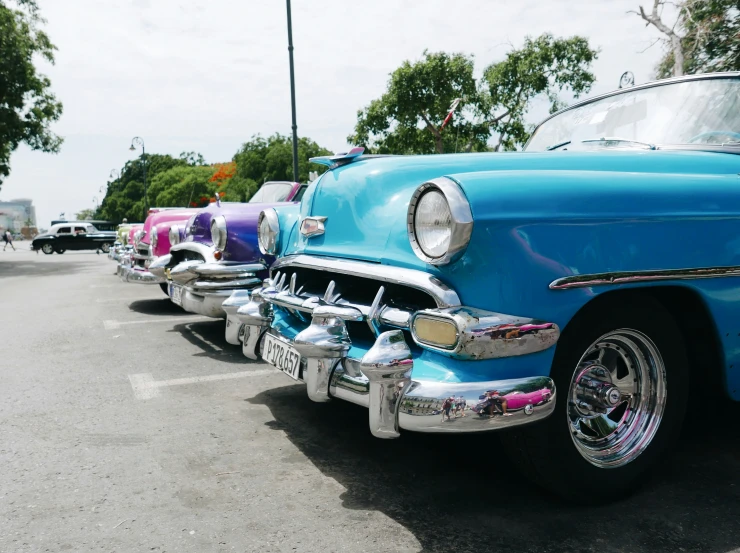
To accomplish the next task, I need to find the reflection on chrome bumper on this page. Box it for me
[168,260,266,319]
[118,264,164,284]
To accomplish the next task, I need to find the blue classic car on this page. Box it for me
[230,73,740,500]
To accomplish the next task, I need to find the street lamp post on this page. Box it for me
[286,0,299,183]
[129,137,148,221]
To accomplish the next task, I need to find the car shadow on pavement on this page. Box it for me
[248,385,740,553]
[168,320,249,364]
[128,297,188,316]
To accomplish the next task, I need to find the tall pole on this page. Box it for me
[286,0,299,183]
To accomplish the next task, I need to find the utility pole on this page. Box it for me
[286,0,299,183]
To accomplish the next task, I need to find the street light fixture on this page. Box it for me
[129,136,148,221]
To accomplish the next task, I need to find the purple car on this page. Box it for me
[149,182,307,334]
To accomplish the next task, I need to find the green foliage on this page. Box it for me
[75,208,95,220]
[0,0,63,189]
[230,134,331,201]
[149,165,217,208]
[97,134,332,222]
[481,34,598,150]
[348,51,489,154]
[98,154,192,223]
[655,0,739,78]
[349,36,597,154]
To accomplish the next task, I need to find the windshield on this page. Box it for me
[249,183,293,203]
[526,77,740,152]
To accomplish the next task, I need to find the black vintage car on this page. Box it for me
[31,222,117,254]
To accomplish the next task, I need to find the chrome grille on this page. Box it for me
[264,266,438,336]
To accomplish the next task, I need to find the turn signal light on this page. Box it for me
[412,315,458,349]
[214,250,223,261]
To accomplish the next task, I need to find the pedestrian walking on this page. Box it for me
[3,230,15,251]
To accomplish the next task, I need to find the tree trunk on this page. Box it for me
[671,34,685,76]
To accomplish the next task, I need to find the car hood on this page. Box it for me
[294,150,740,268]
[188,201,297,262]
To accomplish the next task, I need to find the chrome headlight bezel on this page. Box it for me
[258,208,280,255]
[407,177,473,265]
[150,225,158,249]
[210,215,227,251]
[168,225,182,246]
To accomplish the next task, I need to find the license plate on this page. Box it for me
[169,283,183,306]
[263,334,301,380]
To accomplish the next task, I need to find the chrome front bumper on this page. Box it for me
[232,256,559,438]
[118,264,165,284]
[162,245,266,319]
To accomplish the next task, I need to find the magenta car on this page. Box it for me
[119,208,199,292]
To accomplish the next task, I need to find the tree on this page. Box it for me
[230,134,331,201]
[98,154,192,222]
[633,0,739,78]
[481,34,598,150]
[75,208,96,220]
[148,165,218,208]
[349,36,597,154]
[348,51,489,155]
[0,0,63,189]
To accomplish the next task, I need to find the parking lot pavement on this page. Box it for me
[1,250,740,553]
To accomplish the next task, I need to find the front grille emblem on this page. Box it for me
[300,216,328,238]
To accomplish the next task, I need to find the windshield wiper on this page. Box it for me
[580,137,656,150]
[546,140,571,151]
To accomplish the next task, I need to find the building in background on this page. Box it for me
[0,198,38,238]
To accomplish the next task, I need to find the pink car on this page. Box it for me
[119,208,199,291]
[471,388,552,417]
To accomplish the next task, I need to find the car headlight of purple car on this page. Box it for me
[210,215,227,251]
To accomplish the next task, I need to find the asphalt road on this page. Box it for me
[1,249,740,553]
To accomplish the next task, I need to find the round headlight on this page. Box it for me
[258,209,280,255]
[150,225,158,249]
[408,177,473,265]
[210,215,227,250]
[168,225,181,246]
[415,191,452,258]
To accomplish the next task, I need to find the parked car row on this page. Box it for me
[110,73,740,503]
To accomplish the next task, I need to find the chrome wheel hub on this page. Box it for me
[567,329,666,468]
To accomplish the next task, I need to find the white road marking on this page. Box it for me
[128,373,160,400]
[128,369,274,400]
[104,316,212,330]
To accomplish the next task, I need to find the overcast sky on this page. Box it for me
[1,0,672,227]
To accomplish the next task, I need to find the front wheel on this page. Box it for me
[55,248,66,254]
[100,242,112,253]
[41,243,54,255]
[502,295,688,503]
[159,283,169,296]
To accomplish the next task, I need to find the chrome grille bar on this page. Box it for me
[270,254,460,308]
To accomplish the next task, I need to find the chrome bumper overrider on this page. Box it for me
[232,255,559,438]
[118,261,164,284]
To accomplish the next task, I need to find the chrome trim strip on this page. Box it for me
[549,266,740,290]
[271,254,460,308]
[188,262,265,277]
